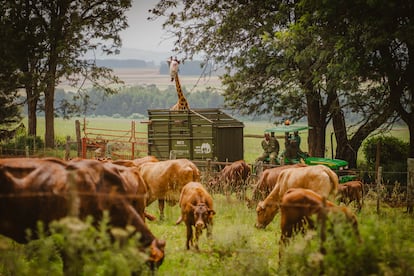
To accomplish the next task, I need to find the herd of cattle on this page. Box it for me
[0,156,364,272]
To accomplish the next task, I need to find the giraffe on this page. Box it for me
[167,57,190,111]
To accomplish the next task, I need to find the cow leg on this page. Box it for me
[185,223,193,250]
[356,196,362,213]
[206,223,213,239]
[194,227,202,250]
[158,199,165,220]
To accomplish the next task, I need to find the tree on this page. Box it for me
[1,0,131,147]
[149,0,400,167]
[304,0,414,158]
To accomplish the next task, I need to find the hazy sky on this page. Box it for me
[120,0,175,52]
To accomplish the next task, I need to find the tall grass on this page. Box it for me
[2,191,413,275]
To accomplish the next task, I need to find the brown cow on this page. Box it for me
[138,159,200,220]
[110,155,159,168]
[213,160,251,199]
[0,157,165,271]
[337,180,364,212]
[175,182,215,250]
[279,188,360,258]
[247,163,307,208]
[256,165,338,228]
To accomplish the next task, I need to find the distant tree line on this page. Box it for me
[95,59,156,68]
[93,59,217,76]
[159,60,214,76]
[26,85,225,118]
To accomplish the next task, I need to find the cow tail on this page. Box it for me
[322,166,339,196]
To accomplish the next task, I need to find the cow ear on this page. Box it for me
[258,201,265,210]
[209,209,216,216]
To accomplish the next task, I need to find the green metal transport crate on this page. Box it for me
[147,108,244,162]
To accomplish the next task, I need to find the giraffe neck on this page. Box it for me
[173,74,189,110]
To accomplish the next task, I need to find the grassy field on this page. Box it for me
[58,68,223,92]
[26,116,409,164]
[1,116,413,275]
[1,190,413,275]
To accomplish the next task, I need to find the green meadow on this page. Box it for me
[26,116,409,164]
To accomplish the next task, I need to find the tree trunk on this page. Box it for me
[407,118,414,158]
[306,91,326,157]
[44,85,55,148]
[24,81,37,136]
[27,99,37,137]
[44,56,57,148]
[330,94,357,167]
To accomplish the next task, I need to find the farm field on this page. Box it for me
[58,68,223,92]
[1,116,413,275]
[27,116,409,164]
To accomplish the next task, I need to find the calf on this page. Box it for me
[256,165,338,228]
[139,159,200,220]
[216,160,251,199]
[279,188,360,258]
[337,180,364,212]
[247,163,307,208]
[176,182,216,250]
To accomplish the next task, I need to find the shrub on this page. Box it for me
[0,213,149,275]
[362,136,408,185]
[1,134,44,155]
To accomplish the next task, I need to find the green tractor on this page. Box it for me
[263,124,356,183]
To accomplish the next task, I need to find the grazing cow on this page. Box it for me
[279,188,360,254]
[175,182,215,250]
[247,163,307,208]
[0,158,165,271]
[256,165,338,229]
[213,160,251,199]
[337,180,364,212]
[138,159,200,220]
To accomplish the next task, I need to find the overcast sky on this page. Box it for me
[120,0,175,52]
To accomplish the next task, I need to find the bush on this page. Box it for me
[1,134,44,155]
[278,209,414,276]
[0,213,149,276]
[362,136,409,185]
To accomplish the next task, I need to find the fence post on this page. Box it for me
[206,159,211,180]
[75,120,81,157]
[65,136,71,160]
[376,166,383,214]
[81,137,87,159]
[25,146,29,157]
[407,158,414,214]
[131,121,135,159]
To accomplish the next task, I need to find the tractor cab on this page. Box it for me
[264,124,356,183]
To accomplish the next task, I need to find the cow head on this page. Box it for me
[147,239,166,270]
[192,203,215,231]
[255,201,278,229]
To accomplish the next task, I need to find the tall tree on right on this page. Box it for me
[304,0,414,158]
